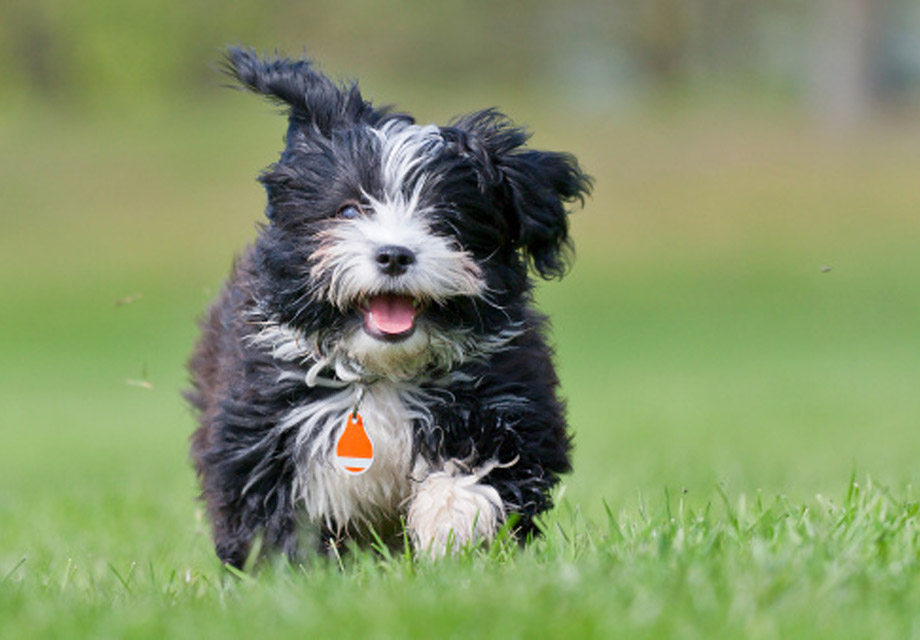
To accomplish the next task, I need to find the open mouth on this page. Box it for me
[359,294,423,342]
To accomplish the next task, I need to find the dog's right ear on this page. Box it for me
[223,47,383,137]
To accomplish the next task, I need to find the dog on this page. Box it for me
[187,48,591,567]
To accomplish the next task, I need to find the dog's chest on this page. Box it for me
[289,382,421,528]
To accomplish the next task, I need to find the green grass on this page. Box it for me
[4,479,920,638]
[2,101,920,638]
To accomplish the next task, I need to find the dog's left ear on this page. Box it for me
[450,110,592,279]
[223,47,386,138]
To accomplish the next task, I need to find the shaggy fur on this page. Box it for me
[187,48,591,567]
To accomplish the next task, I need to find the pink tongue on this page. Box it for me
[366,295,417,335]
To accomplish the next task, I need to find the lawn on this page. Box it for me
[2,99,919,638]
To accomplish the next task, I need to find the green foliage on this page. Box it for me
[0,0,274,109]
[0,0,835,112]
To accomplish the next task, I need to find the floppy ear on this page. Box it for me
[450,110,592,279]
[222,47,385,138]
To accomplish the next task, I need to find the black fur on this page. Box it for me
[188,48,591,567]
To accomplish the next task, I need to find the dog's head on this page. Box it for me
[227,49,591,380]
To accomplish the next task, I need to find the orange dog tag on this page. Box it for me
[335,412,374,475]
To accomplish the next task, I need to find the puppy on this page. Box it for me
[188,48,591,567]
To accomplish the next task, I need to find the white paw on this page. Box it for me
[406,463,504,557]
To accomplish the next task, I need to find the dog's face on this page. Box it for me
[282,120,492,378]
[228,49,590,379]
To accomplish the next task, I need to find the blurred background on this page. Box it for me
[2,0,920,564]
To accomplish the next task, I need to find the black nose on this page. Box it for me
[375,245,416,276]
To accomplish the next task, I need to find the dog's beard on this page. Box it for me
[337,321,438,380]
[253,245,501,382]
[308,203,484,310]
[253,313,520,385]
[301,191,491,380]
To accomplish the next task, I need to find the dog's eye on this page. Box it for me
[337,204,362,220]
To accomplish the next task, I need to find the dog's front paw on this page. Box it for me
[407,464,504,557]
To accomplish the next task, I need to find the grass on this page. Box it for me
[4,479,920,638]
[2,98,920,637]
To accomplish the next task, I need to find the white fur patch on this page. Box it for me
[278,380,436,532]
[308,193,483,315]
[310,210,482,309]
[407,461,505,557]
[374,120,443,202]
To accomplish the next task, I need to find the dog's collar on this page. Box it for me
[303,355,377,388]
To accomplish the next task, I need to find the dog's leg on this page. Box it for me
[406,461,505,557]
[194,417,299,568]
[210,509,261,569]
[202,476,299,569]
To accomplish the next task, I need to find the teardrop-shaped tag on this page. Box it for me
[335,412,374,475]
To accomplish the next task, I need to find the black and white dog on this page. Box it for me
[188,48,591,567]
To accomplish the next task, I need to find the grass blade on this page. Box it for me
[2,557,26,585]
